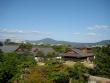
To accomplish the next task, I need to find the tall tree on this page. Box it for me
[92,45,110,78]
[4,39,11,45]
[0,52,36,83]
[68,62,88,83]
[0,41,3,46]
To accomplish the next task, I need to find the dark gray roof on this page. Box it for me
[62,53,82,58]
[31,47,55,55]
[73,49,85,56]
[61,48,93,58]
[0,45,19,53]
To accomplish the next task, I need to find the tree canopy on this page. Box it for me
[91,45,110,78]
[0,52,36,83]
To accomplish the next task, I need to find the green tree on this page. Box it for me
[36,51,45,57]
[0,52,36,83]
[46,60,69,83]
[91,45,110,78]
[19,43,32,51]
[52,45,69,53]
[0,49,4,62]
[47,52,57,58]
[48,71,69,83]
[4,39,11,45]
[67,62,88,83]
[0,41,3,46]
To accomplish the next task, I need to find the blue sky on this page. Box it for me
[0,0,110,43]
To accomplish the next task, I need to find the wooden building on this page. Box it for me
[61,47,94,62]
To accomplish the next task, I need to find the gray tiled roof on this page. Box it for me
[31,47,55,55]
[61,48,93,58]
[62,53,82,58]
[0,45,19,53]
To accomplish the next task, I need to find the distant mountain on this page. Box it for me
[37,38,58,44]
[96,40,110,45]
[26,38,91,47]
[26,38,110,47]
[26,38,58,44]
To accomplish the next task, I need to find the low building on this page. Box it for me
[0,45,19,53]
[31,47,56,62]
[61,47,94,62]
[31,47,56,56]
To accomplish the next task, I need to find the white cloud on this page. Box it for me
[17,30,24,33]
[87,32,97,36]
[0,29,24,34]
[0,28,53,40]
[0,34,20,40]
[88,25,110,30]
[72,32,80,35]
[30,31,53,35]
[0,28,52,35]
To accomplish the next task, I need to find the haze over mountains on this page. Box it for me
[1,38,110,47]
[26,38,110,47]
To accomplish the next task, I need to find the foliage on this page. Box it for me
[52,45,69,53]
[46,52,57,58]
[24,66,52,83]
[0,49,4,62]
[19,43,33,51]
[4,39,11,45]
[0,41,3,46]
[0,52,36,83]
[48,71,69,83]
[26,60,69,83]
[24,59,89,83]
[46,61,88,83]
[45,60,63,71]
[46,60,69,83]
[67,62,88,83]
[91,45,110,78]
[36,51,45,57]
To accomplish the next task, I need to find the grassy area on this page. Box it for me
[63,61,94,68]
[37,62,45,66]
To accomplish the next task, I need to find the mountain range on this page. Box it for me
[26,38,110,47]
